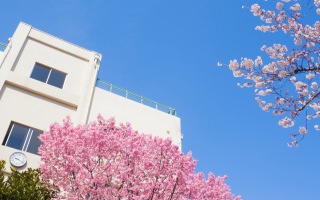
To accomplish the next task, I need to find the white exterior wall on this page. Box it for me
[89,87,181,147]
[0,22,100,171]
[0,22,182,173]
[0,84,76,170]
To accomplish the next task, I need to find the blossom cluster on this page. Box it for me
[219,0,320,146]
[39,116,240,200]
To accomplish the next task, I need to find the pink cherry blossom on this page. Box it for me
[251,4,261,16]
[229,59,239,71]
[290,3,301,11]
[255,56,263,66]
[219,0,320,146]
[306,73,315,79]
[311,82,318,89]
[39,116,240,199]
[279,117,294,128]
[276,2,284,10]
[299,126,307,134]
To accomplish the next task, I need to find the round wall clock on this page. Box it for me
[9,152,27,168]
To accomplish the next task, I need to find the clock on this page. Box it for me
[9,152,27,168]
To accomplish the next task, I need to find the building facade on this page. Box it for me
[0,22,181,171]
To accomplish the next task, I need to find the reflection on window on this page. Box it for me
[2,122,42,155]
[30,63,66,89]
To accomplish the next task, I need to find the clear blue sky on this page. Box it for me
[1,1,319,199]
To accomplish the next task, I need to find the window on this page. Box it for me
[2,122,42,155]
[30,63,66,89]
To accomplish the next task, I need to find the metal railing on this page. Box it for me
[96,79,177,116]
[0,42,7,51]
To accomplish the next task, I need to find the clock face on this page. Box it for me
[9,152,27,168]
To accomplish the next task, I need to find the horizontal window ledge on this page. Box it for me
[5,72,79,108]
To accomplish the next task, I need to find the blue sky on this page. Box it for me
[1,0,320,199]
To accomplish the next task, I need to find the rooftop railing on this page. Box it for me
[0,42,7,51]
[96,78,177,116]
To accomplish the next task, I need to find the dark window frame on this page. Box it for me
[2,122,42,155]
[30,63,67,89]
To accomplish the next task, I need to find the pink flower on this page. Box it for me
[229,60,239,71]
[299,126,307,134]
[256,25,270,32]
[278,71,287,78]
[251,4,261,16]
[278,98,285,104]
[301,89,308,96]
[258,90,267,96]
[241,58,254,70]
[277,11,286,21]
[233,70,244,77]
[290,3,301,11]
[278,117,294,128]
[295,81,307,91]
[255,56,263,66]
[315,21,320,32]
[255,82,263,88]
[311,82,318,90]
[309,103,320,110]
[294,37,302,45]
[219,0,320,145]
[276,2,284,10]
[262,103,273,111]
[266,18,273,23]
[39,116,240,199]
[306,73,315,79]
[306,41,315,47]
[289,76,297,82]
[260,45,267,51]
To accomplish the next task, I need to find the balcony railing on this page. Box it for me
[96,79,177,116]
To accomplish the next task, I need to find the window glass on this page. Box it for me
[3,122,43,155]
[26,129,42,155]
[48,70,66,89]
[6,124,29,150]
[30,64,50,83]
[30,63,66,89]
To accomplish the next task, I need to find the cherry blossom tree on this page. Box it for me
[39,116,240,200]
[218,0,320,146]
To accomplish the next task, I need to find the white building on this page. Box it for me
[0,22,182,171]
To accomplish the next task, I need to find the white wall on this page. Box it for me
[88,87,182,147]
[0,84,77,170]
[0,22,182,173]
[0,22,100,171]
